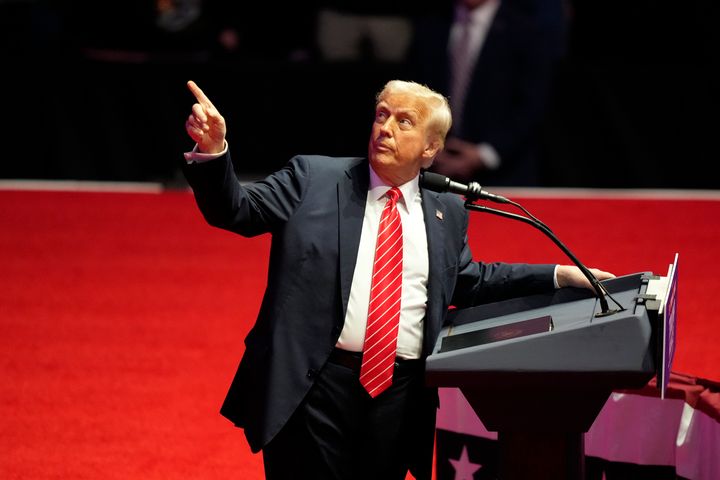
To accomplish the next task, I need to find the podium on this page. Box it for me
[426,272,668,480]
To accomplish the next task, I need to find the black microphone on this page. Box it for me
[420,171,509,204]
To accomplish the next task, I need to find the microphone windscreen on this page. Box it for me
[420,171,449,193]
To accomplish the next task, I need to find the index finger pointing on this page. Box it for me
[187,80,215,109]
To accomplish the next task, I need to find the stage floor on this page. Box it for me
[2,185,719,479]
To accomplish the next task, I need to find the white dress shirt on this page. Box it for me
[336,166,428,359]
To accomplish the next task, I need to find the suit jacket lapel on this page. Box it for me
[338,160,369,318]
[421,188,447,351]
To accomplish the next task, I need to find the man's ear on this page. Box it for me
[421,140,442,168]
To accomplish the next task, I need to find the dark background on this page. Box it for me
[1,0,717,188]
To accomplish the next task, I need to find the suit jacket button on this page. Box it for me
[307,369,316,379]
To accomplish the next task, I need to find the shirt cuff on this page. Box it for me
[553,265,560,289]
[184,141,228,164]
[476,143,500,170]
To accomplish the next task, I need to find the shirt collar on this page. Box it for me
[368,165,420,212]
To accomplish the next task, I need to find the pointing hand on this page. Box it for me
[185,80,227,154]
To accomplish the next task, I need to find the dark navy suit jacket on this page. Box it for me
[183,153,555,463]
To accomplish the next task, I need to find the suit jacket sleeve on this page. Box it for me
[449,203,556,307]
[182,151,310,237]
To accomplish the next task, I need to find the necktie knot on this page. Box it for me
[386,187,401,205]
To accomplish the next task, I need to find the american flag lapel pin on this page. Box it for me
[436,209,443,221]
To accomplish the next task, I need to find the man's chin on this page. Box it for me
[369,151,395,167]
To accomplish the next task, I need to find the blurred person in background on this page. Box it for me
[408,0,567,186]
[316,0,417,63]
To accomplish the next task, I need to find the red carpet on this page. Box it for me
[1,190,267,479]
[1,188,719,478]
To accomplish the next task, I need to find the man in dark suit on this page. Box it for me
[408,0,565,186]
[182,79,610,479]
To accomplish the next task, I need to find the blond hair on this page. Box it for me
[376,80,453,149]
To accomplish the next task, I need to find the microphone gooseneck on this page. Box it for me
[420,171,624,317]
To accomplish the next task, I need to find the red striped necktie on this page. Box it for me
[360,187,403,398]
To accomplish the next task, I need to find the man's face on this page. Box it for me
[368,92,439,186]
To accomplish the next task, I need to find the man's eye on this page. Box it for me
[376,112,387,121]
[399,118,413,126]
